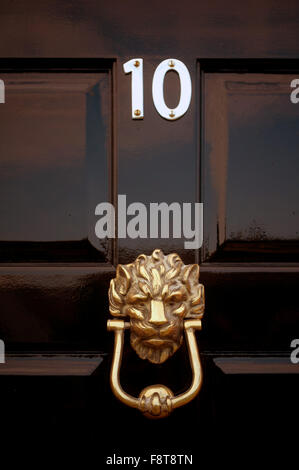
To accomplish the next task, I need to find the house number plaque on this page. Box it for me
[123,58,192,120]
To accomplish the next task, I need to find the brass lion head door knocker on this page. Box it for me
[107,249,205,418]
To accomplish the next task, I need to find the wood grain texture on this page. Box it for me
[0,353,105,375]
[0,0,298,58]
[214,356,299,374]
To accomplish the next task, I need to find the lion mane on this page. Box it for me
[109,249,204,320]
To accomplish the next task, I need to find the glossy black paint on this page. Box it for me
[0,0,298,464]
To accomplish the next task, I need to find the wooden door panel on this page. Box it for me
[0,62,114,263]
[203,69,299,262]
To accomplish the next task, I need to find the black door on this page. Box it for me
[0,1,299,466]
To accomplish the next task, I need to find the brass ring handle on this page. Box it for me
[107,249,205,419]
[107,318,203,418]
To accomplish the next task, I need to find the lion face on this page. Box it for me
[127,278,188,364]
[108,249,204,364]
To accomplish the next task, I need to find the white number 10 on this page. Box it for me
[123,58,192,121]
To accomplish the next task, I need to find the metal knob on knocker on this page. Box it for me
[107,249,205,419]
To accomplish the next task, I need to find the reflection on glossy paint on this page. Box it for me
[204,73,299,261]
[0,72,110,261]
[205,76,228,249]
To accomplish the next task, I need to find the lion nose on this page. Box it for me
[149,300,167,325]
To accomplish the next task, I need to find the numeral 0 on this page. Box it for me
[123,58,192,121]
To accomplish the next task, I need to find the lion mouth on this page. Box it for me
[131,333,181,363]
[143,338,167,347]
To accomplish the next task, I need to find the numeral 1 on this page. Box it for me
[0,80,5,103]
[123,58,144,119]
